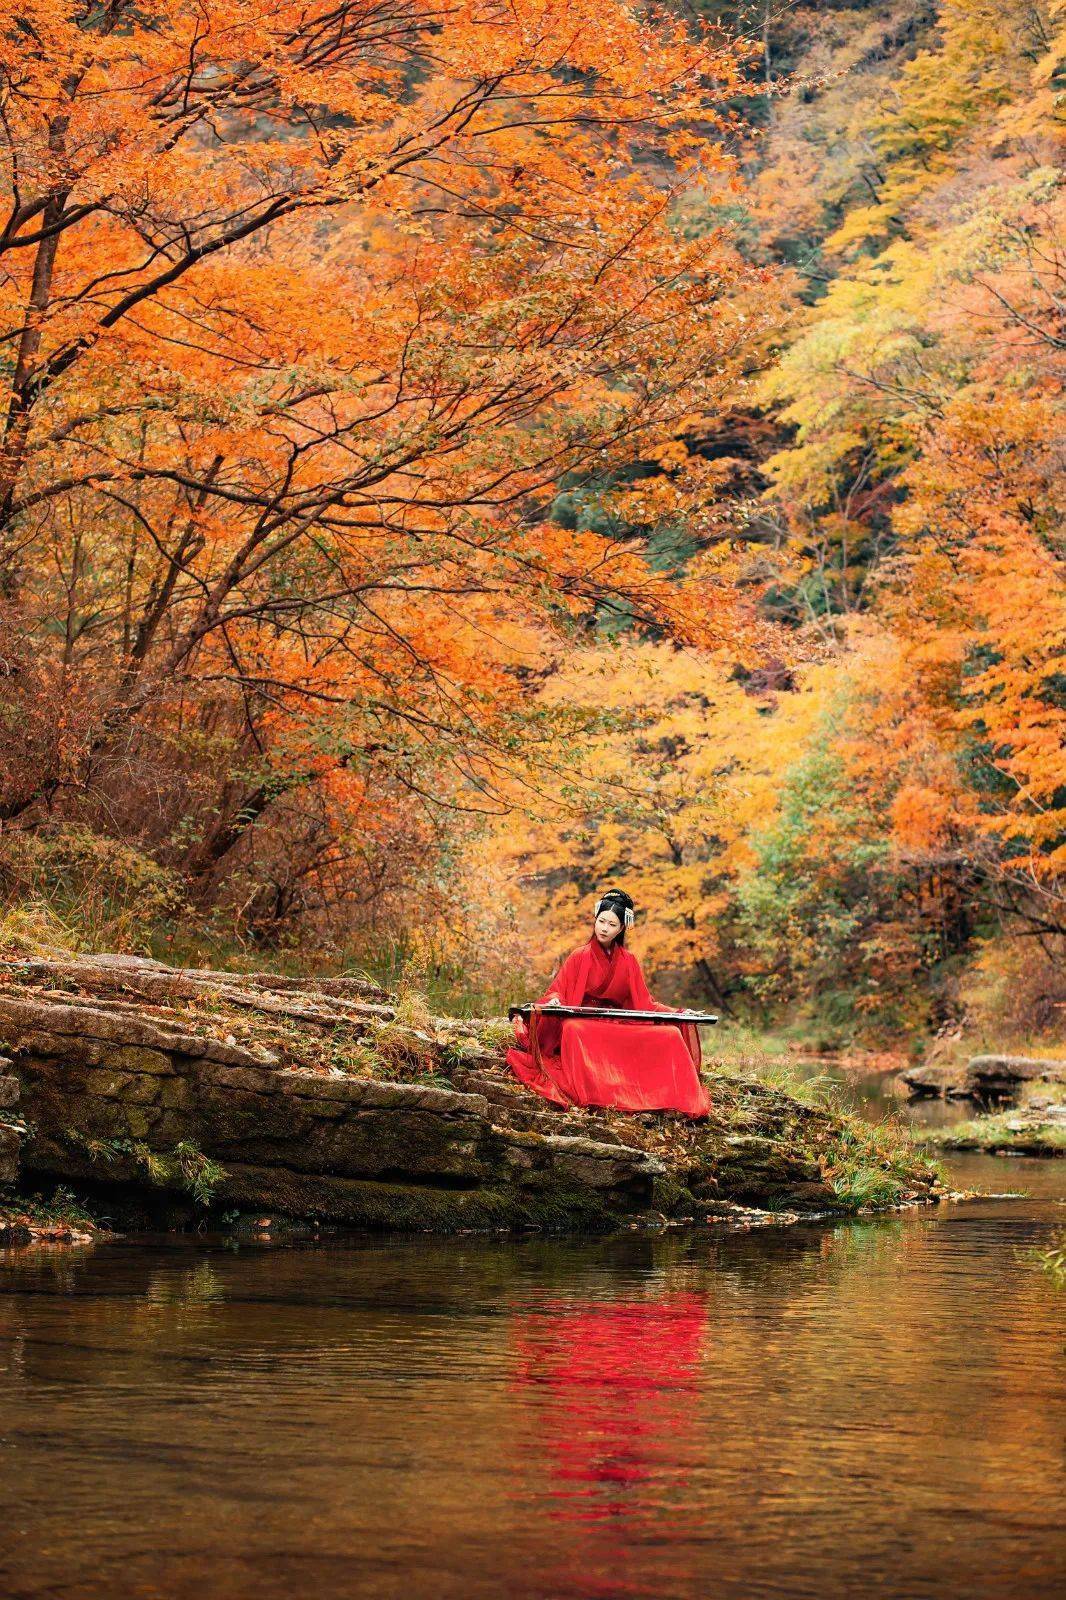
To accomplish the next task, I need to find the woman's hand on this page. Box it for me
[543,995,562,1008]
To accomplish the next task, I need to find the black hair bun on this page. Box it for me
[596,888,635,914]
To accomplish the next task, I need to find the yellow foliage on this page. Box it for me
[468,638,842,995]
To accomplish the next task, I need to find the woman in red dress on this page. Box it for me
[507,888,710,1117]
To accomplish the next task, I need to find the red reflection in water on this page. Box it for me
[511,1293,708,1528]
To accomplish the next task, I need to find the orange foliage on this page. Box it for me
[471,0,1065,1034]
[0,0,770,939]
[2,0,1060,1043]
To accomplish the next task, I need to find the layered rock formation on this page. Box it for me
[0,952,940,1231]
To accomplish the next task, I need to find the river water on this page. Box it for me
[2,1083,1064,1600]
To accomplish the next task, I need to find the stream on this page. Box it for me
[1,1078,1063,1600]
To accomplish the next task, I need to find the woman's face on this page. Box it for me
[593,907,624,946]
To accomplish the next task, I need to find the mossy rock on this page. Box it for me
[215,1163,630,1234]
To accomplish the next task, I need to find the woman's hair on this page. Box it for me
[594,888,635,945]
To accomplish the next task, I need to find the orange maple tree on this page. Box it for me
[0,0,771,937]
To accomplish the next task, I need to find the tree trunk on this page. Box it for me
[0,191,66,590]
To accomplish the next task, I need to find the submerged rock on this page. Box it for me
[0,953,940,1234]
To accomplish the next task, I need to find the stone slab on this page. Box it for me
[274,1070,489,1117]
[901,1062,970,1099]
[966,1055,1066,1095]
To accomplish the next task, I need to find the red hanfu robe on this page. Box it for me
[507,938,709,1118]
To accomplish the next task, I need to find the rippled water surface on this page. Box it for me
[2,1149,1064,1600]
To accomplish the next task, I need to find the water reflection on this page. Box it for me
[788,1056,975,1129]
[1,1164,1064,1600]
[512,1292,709,1522]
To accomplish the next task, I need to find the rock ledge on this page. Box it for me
[1,953,940,1233]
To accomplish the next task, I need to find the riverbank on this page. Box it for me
[923,1106,1066,1157]
[901,1051,1066,1157]
[0,952,941,1236]
[0,1188,102,1246]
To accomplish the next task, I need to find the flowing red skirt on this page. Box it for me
[508,1017,709,1117]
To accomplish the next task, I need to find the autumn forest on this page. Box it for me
[1,0,1063,1049]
